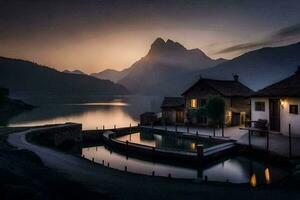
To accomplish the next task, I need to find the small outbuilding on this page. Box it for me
[161,97,185,124]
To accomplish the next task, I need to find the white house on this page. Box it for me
[251,67,300,136]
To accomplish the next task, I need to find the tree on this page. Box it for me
[205,96,225,127]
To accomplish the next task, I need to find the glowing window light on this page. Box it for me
[264,168,271,184]
[250,173,257,187]
[190,143,196,150]
[191,99,198,108]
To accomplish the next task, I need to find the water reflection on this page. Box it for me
[117,132,201,152]
[6,95,163,130]
[82,146,288,185]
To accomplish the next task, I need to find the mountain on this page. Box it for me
[91,68,130,83]
[0,56,128,96]
[118,38,226,93]
[151,41,300,95]
[63,69,86,75]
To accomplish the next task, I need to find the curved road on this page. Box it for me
[7,129,300,200]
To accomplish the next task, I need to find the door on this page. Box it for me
[176,111,184,123]
[231,112,241,126]
[269,99,280,132]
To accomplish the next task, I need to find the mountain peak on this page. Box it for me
[148,38,187,57]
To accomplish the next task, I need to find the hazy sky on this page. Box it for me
[1,0,300,73]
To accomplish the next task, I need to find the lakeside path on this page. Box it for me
[7,128,300,200]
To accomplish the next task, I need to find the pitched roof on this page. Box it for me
[181,78,253,97]
[161,97,185,108]
[253,69,300,97]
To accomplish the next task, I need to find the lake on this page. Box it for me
[5,95,163,129]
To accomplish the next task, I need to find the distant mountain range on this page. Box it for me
[0,57,128,96]
[95,38,300,96]
[153,41,300,95]
[90,68,130,83]
[63,69,86,75]
[3,37,300,97]
[93,38,225,93]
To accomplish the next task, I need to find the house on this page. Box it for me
[161,97,185,124]
[181,75,253,126]
[251,67,300,136]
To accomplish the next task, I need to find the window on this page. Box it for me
[255,102,265,111]
[190,99,197,108]
[200,99,207,107]
[290,105,298,114]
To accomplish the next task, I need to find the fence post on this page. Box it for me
[248,130,252,148]
[266,125,270,153]
[175,124,178,132]
[213,127,216,137]
[289,124,292,158]
[103,125,105,130]
[222,123,224,137]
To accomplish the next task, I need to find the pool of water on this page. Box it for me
[82,145,289,186]
[116,132,220,152]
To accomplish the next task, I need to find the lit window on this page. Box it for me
[290,105,298,114]
[190,99,197,108]
[255,102,265,111]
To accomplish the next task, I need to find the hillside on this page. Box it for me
[0,57,128,96]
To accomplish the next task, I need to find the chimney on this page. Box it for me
[233,74,239,81]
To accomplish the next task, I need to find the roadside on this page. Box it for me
[6,126,300,200]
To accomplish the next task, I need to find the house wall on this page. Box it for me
[251,97,300,136]
[281,98,300,136]
[231,97,251,113]
[161,109,177,124]
[251,97,270,122]
[184,85,220,125]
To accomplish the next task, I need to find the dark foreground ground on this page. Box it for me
[0,128,109,200]
[1,127,300,200]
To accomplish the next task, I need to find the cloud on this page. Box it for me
[218,23,300,54]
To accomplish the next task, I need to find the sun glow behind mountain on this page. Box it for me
[1,0,300,73]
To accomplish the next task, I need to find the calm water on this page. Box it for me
[82,145,288,185]
[117,132,219,152]
[5,95,163,130]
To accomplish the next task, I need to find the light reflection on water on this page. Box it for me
[6,95,163,130]
[116,132,224,152]
[82,146,288,185]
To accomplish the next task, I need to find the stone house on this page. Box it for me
[181,75,253,126]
